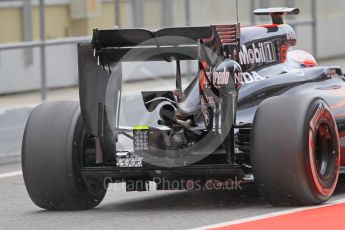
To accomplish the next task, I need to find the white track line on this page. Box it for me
[189,198,345,230]
[0,171,22,179]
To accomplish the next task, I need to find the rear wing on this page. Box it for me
[80,24,240,136]
[253,7,300,24]
[91,24,240,65]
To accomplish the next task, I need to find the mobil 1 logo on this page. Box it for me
[239,41,276,65]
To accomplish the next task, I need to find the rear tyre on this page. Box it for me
[22,101,106,210]
[251,95,340,206]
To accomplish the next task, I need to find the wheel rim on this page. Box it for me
[308,104,340,197]
[82,133,97,167]
[314,122,335,179]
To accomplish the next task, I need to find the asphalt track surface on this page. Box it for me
[2,163,345,230]
[2,101,345,229]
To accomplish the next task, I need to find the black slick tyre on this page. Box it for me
[22,101,106,210]
[251,95,340,206]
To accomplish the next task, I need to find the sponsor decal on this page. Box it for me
[234,71,267,84]
[203,70,266,89]
[233,62,243,88]
[211,71,230,86]
[205,70,231,88]
[239,42,276,65]
[204,62,242,88]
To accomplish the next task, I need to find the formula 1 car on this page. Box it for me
[22,7,345,210]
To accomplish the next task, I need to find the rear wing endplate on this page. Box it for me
[253,7,300,24]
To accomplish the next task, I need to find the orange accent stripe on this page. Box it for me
[257,24,279,28]
[209,203,345,230]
